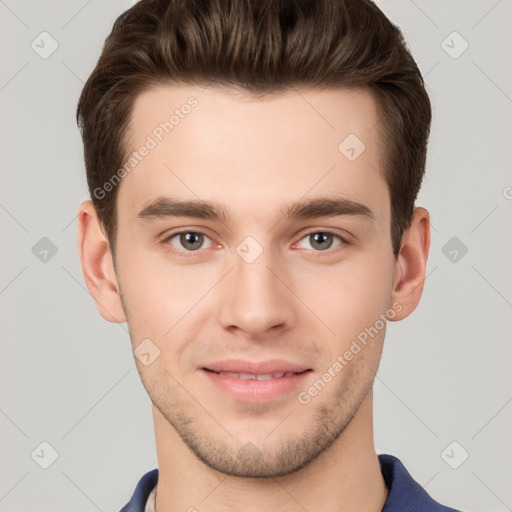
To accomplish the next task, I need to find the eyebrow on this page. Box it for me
[136,195,375,226]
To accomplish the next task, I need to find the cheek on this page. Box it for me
[292,251,394,336]
[116,246,221,343]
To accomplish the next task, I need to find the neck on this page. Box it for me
[153,390,389,512]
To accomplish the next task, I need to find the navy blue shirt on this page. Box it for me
[120,453,463,511]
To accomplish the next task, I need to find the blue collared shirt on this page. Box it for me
[120,453,463,512]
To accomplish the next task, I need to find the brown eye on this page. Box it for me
[179,232,204,250]
[166,231,213,253]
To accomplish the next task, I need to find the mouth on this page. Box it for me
[203,369,307,380]
[201,360,312,402]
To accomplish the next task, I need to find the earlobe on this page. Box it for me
[76,199,127,323]
[389,207,431,322]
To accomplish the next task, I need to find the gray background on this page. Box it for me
[1,0,511,511]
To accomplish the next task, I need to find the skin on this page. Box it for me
[77,84,430,512]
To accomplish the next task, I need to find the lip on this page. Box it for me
[204,359,309,374]
[201,359,312,402]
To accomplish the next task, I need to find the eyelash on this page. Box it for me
[162,230,348,257]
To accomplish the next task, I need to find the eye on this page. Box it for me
[165,231,214,253]
[296,231,345,251]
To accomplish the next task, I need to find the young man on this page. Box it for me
[75,0,463,511]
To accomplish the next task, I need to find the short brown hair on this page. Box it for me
[76,0,431,258]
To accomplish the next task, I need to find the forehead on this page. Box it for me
[118,84,388,226]
[127,84,381,147]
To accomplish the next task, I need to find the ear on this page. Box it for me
[76,199,127,323]
[388,207,431,321]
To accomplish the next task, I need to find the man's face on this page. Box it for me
[113,84,399,477]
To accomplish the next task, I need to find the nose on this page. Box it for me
[218,246,297,339]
